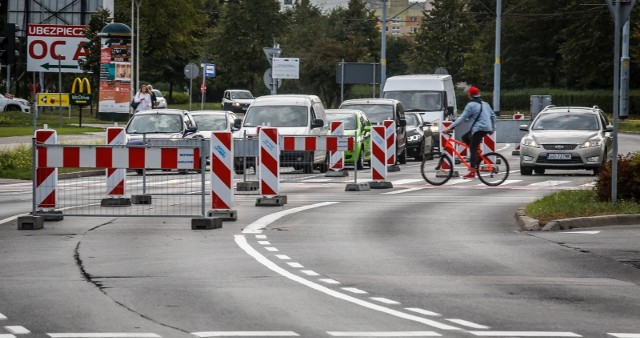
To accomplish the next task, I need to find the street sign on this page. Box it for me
[70,77,92,106]
[37,93,71,107]
[272,58,300,79]
[184,63,199,79]
[27,24,90,73]
[203,63,216,78]
[263,47,282,65]
[263,68,282,91]
[200,83,207,93]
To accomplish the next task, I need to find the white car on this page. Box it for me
[221,89,254,116]
[151,89,167,109]
[0,94,31,113]
[519,106,613,176]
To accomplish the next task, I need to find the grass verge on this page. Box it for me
[525,189,640,225]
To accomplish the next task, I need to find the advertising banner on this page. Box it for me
[98,35,131,115]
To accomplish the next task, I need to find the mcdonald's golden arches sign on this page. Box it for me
[70,77,92,106]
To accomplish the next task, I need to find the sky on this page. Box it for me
[309,0,427,12]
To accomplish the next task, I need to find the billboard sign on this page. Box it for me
[27,24,90,73]
[272,58,299,79]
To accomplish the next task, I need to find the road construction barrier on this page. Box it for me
[370,125,391,188]
[328,121,345,172]
[209,131,237,220]
[35,129,58,210]
[383,120,396,166]
[440,121,455,171]
[513,113,525,120]
[106,127,126,197]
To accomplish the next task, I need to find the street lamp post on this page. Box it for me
[379,0,387,98]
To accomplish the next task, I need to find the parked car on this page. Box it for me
[0,93,30,113]
[519,105,613,176]
[326,109,372,169]
[339,98,408,164]
[404,112,434,161]
[233,94,329,174]
[189,110,241,139]
[221,89,254,116]
[151,89,167,109]
[125,109,200,174]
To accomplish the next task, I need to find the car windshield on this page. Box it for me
[532,113,599,131]
[341,104,392,125]
[327,113,357,130]
[243,105,308,127]
[126,114,183,134]
[231,91,253,99]
[405,114,420,126]
[384,91,442,111]
[192,114,227,131]
[152,90,164,98]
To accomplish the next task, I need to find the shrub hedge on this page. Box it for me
[595,152,640,203]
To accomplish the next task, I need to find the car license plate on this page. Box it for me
[547,153,572,160]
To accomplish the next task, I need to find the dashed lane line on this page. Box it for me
[382,188,425,195]
[47,334,161,338]
[326,332,441,337]
[445,319,489,329]
[234,235,461,331]
[0,313,5,320]
[404,308,441,317]
[192,332,299,337]
[342,287,368,294]
[0,335,16,338]
[608,334,640,338]
[3,326,29,334]
[469,331,581,337]
[370,297,400,305]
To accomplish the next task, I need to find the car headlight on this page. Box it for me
[580,138,602,148]
[232,102,241,107]
[522,137,539,148]
[407,135,421,142]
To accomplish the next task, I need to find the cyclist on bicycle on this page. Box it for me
[442,86,496,179]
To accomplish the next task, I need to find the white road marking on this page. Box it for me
[561,231,601,234]
[446,319,489,329]
[4,326,30,334]
[0,313,6,320]
[300,270,320,276]
[608,334,640,338]
[528,180,570,187]
[404,308,441,317]
[47,334,161,338]
[264,247,279,252]
[242,202,338,234]
[257,241,271,245]
[235,235,461,331]
[476,179,521,186]
[275,255,291,260]
[383,188,425,195]
[255,235,267,239]
[192,332,299,337]
[341,287,368,294]
[469,331,581,337]
[391,179,425,185]
[0,335,16,338]
[444,179,468,185]
[302,178,333,183]
[327,332,441,337]
[370,297,400,305]
[287,262,304,268]
[319,278,341,284]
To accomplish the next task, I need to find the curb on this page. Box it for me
[58,170,105,180]
[515,207,640,231]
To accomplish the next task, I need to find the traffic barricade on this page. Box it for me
[369,125,392,189]
[383,120,400,172]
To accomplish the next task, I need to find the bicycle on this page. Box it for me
[421,132,510,186]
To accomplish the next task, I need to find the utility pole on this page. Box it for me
[493,0,502,116]
[379,0,387,98]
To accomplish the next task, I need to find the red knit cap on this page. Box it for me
[468,86,480,97]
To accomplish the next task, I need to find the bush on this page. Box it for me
[0,145,32,180]
[595,152,640,203]
[166,91,189,104]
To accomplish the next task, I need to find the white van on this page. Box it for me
[383,74,457,123]
[383,74,457,149]
[233,94,329,174]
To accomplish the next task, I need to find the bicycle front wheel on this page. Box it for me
[421,152,453,186]
[477,152,510,186]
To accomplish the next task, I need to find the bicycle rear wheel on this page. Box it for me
[421,152,453,186]
[477,152,510,186]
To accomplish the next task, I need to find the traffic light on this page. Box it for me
[1,24,19,65]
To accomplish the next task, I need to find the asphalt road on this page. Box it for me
[0,137,639,338]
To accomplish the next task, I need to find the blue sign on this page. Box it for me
[204,63,216,78]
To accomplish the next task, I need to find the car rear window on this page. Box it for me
[327,113,357,130]
[243,105,308,127]
[127,114,183,133]
[341,104,393,125]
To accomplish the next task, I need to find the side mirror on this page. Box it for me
[422,121,431,127]
[398,118,407,127]
[186,126,198,134]
[446,106,454,116]
[604,125,613,132]
[312,118,324,128]
[233,118,242,130]
[364,125,371,133]
[519,124,529,131]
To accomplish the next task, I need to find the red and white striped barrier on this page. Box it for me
[106,127,126,197]
[328,121,345,171]
[383,120,396,166]
[481,131,497,163]
[36,146,201,169]
[35,129,58,210]
[210,131,237,219]
[439,121,454,170]
[281,135,354,151]
[513,113,524,120]
[258,127,279,197]
[371,125,387,181]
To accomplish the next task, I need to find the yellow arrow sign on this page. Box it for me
[37,93,71,107]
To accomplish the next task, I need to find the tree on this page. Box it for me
[79,8,112,77]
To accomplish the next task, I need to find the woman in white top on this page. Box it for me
[133,84,152,112]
